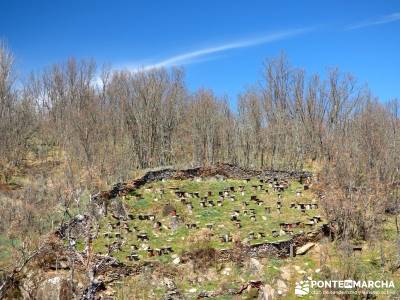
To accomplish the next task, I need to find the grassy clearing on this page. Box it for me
[88,176,400,298]
[90,177,323,266]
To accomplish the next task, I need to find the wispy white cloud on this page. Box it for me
[127,27,313,72]
[346,12,400,30]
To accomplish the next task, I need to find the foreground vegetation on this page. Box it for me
[0,39,399,298]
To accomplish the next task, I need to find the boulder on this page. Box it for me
[257,284,274,300]
[35,276,73,300]
[249,258,263,274]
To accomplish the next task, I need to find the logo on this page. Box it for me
[343,279,354,289]
[295,281,310,296]
[294,279,395,297]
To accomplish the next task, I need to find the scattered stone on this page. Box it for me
[249,258,263,274]
[173,257,181,264]
[276,279,288,295]
[280,266,292,281]
[221,267,232,275]
[296,242,315,255]
[258,284,275,300]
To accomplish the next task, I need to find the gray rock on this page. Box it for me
[296,242,315,255]
[35,276,73,300]
[163,277,177,290]
[249,258,263,274]
[257,284,274,300]
[276,279,288,296]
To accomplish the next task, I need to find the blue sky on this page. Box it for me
[0,0,399,105]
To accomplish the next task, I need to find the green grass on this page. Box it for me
[0,235,14,262]
[91,177,324,267]
[86,176,400,299]
[83,176,326,299]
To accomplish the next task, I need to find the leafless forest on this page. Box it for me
[0,40,400,289]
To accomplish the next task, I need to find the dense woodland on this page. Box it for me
[0,41,399,258]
